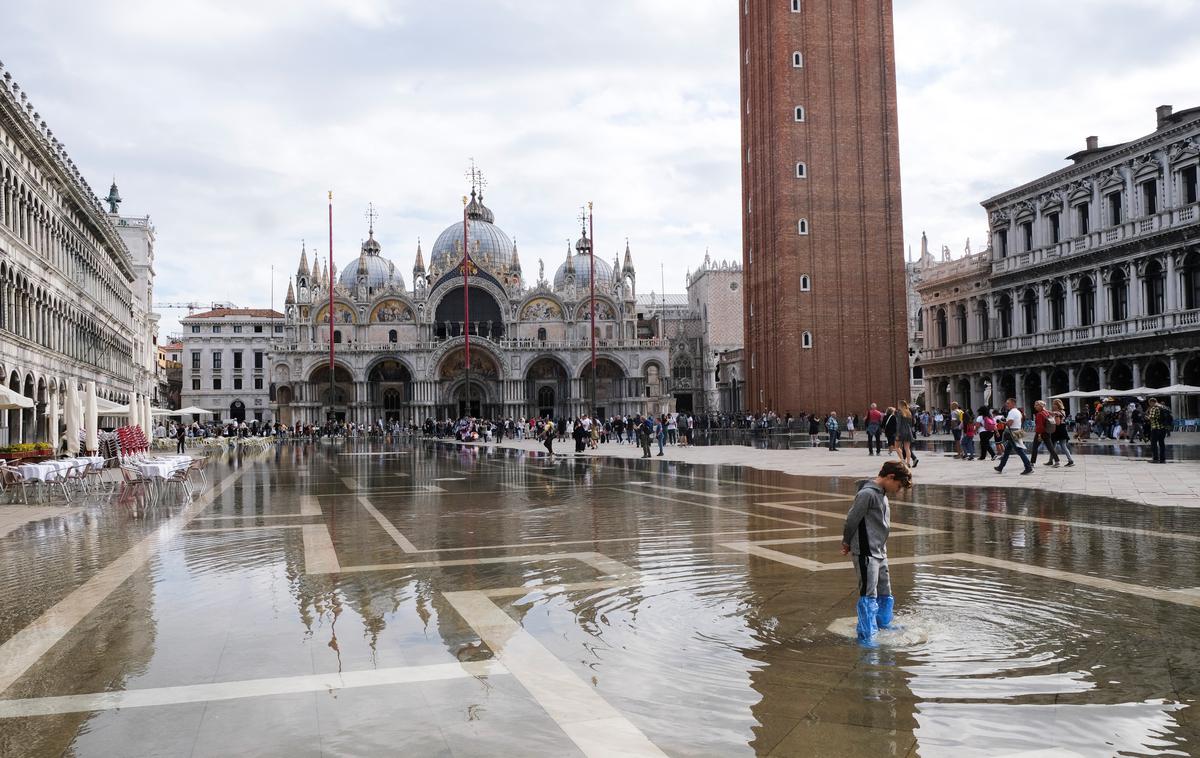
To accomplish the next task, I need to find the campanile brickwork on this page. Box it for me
[739,0,909,415]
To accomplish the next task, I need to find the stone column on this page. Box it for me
[1132,362,1142,390]
[1098,364,1108,390]
[1169,355,1182,418]
[1014,371,1026,414]
[1039,368,1051,405]
[1166,254,1179,313]
[1067,366,1079,415]
[1064,278,1077,329]
[1037,284,1049,334]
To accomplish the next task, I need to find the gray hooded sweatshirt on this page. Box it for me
[842,480,890,559]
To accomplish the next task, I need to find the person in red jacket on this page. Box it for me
[1029,400,1060,467]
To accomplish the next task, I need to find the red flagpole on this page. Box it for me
[462,195,472,417]
[328,190,335,375]
[588,201,596,414]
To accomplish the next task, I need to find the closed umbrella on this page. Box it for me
[143,396,153,438]
[129,392,140,431]
[64,383,81,456]
[46,387,59,446]
[85,381,99,454]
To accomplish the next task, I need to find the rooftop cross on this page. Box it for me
[465,158,487,195]
[364,203,378,235]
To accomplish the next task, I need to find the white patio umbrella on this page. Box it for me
[1049,390,1093,399]
[0,384,34,410]
[64,383,81,456]
[46,387,60,445]
[143,396,153,438]
[96,396,125,414]
[84,381,99,454]
[128,392,140,430]
[174,406,216,416]
[1155,384,1200,395]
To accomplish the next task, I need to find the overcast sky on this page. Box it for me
[4,0,1198,339]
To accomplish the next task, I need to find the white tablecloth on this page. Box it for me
[15,458,98,482]
[134,457,192,480]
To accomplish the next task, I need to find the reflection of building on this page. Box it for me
[739,0,909,415]
[180,309,283,422]
[0,62,146,444]
[917,106,1200,418]
[273,189,669,424]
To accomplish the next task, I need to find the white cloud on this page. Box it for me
[3,0,1196,337]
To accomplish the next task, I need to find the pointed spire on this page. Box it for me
[622,238,634,271]
[920,230,929,258]
[298,241,310,277]
[330,261,338,285]
[565,239,575,275]
[413,237,425,272]
[285,280,295,304]
[510,238,521,271]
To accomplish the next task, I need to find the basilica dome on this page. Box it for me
[339,233,405,290]
[429,192,515,272]
[554,234,615,291]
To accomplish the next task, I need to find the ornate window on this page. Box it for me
[1077,277,1096,326]
[1183,252,1200,310]
[388,329,397,343]
[1021,288,1038,334]
[1049,282,1066,330]
[1144,260,1165,316]
[1109,269,1128,321]
[800,274,811,291]
[935,307,948,347]
[537,327,547,341]
[797,218,809,235]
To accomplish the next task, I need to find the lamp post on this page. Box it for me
[588,201,596,417]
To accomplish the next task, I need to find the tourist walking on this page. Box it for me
[977,406,997,461]
[808,414,820,447]
[949,402,965,458]
[865,403,884,456]
[882,406,897,457]
[1029,400,1060,467]
[841,460,912,642]
[656,415,667,456]
[175,423,187,454]
[1050,399,1075,466]
[1146,397,1171,463]
[896,401,918,468]
[541,417,555,457]
[961,414,977,460]
[636,415,652,458]
[995,398,1034,475]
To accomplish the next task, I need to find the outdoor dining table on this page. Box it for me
[15,457,100,482]
[134,456,193,480]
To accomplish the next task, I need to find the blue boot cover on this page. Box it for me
[876,595,895,629]
[856,596,879,641]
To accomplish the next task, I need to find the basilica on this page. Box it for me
[271,190,670,424]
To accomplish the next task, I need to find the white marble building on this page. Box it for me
[0,62,152,443]
[180,308,284,423]
[272,190,669,424]
[917,105,1200,418]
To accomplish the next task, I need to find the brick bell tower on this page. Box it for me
[739,0,909,416]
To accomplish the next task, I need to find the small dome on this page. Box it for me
[339,233,404,290]
[554,252,615,291]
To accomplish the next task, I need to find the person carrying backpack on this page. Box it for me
[1146,397,1172,463]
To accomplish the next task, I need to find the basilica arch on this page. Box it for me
[431,284,507,340]
[525,355,570,419]
[366,357,415,422]
[436,346,503,418]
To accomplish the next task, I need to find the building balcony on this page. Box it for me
[991,201,1200,276]
[921,307,1200,363]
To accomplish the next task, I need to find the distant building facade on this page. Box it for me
[739,0,909,416]
[272,189,670,425]
[917,105,1200,418]
[180,309,283,423]
[0,62,147,444]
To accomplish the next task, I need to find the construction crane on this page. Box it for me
[156,301,239,314]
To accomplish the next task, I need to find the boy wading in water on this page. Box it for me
[841,460,913,641]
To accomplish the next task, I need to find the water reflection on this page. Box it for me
[0,440,1196,756]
